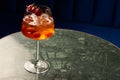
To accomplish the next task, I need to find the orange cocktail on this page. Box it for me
[21,4,54,40]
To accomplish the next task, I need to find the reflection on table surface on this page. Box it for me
[0,29,120,80]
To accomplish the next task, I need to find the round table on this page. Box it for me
[0,29,120,80]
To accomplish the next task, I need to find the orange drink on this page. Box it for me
[21,4,54,40]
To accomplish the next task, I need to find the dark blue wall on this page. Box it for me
[0,0,120,47]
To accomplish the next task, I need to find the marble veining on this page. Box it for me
[0,29,120,80]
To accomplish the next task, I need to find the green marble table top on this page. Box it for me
[0,29,120,80]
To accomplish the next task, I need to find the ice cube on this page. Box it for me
[23,15,33,23]
[38,13,52,25]
[23,13,38,26]
[29,13,39,25]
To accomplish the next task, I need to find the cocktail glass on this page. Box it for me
[21,3,54,74]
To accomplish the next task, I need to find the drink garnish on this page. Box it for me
[27,4,42,16]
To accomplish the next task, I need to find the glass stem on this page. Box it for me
[36,40,43,61]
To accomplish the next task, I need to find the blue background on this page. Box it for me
[0,0,120,47]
